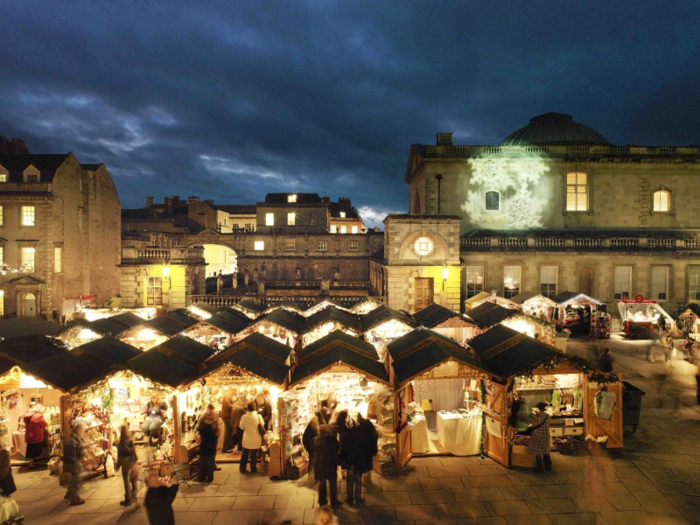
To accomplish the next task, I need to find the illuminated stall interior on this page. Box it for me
[466,302,556,346]
[511,292,558,319]
[388,329,494,465]
[77,308,154,323]
[302,306,361,346]
[178,333,290,473]
[464,292,518,312]
[58,312,145,349]
[282,331,393,477]
[359,304,418,361]
[117,318,180,351]
[182,314,250,352]
[617,299,673,339]
[349,297,383,315]
[551,292,604,336]
[236,309,304,347]
[413,303,482,345]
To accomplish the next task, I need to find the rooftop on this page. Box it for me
[500,112,609,146]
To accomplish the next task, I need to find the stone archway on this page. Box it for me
[20,292,37,317]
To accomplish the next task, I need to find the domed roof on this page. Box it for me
[500,112,609,146]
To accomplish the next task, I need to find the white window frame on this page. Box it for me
[614,266,632,300]
[0,290,4,317]
[254,240,264,251]
[0,246,4,266]
[287,194,297,203]
[21,206,35,227]
[23,166,39,183]
[540,266,558,298]
[285,240,296,252]
[265,213,274,226]
[503,266,521,298]
[466,266,484,298]
[54,246,62,274]
[566,172,589,212]
[317,240,328,252]
[689,266,700,301]
[0,205,3,226]
[0,170,7,183]
[20,246,35,272]
[484,190,500,212]
[348,240,359,252]
[650,266,669,302]
[339,211,346,218]
[653,190,671,212]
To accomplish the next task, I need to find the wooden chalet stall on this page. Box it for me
[302,306,361,346]
[232,300,267,320]
[466,302,556,347]
[182,314,250,352]
[236,309,305,347]
[59,312,145,348]
[413,303,482,345]
[283,330,394,477]
[184,333,292,476]
[469,325,624,468]
[677,304,700,338]
[359,304,418,360]
[302,298,349,317]
[117,317,181,351]
[464,292,518,312]
[386,328,501,468]
[511,292,559,319]
[349,297,383,315]
[552,292,606,337]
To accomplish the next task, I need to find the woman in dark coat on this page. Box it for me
[314,425,340,508]
[302,415,320,481]
[527,402,552,472]
[197,405,219,483]
[118,425,138,506]
[340,414,377,505]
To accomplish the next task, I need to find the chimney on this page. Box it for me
[145,196,154,208]
[12,138,27,154]
[204,200,214,207]
[188,196,199,213]
[171,196,180,205]
[164,197,173,212]
[436,132,453,146]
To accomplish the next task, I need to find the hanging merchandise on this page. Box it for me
[594,389,617,421]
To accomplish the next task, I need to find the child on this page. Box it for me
[144,473,179,525]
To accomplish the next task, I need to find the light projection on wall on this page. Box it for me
[460,154,551,229]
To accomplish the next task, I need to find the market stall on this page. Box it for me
[58,312,146,349]
[465,302,556,346]
[464,292,518,312]
[551,292,605,337]
[302,298,349,317]
[510,292,559,319]
[617,298,674,339]
[235,309,304,347]
[117,318,181,351]
[387,328,496,467]
[283,330,393,478]
[413,303,482,345]
[302,306,361,346]
[677,304,700,338]
[349,297,383,315]
[187,302,219,320]
[359,304,418,360]
[233,300,267,319]
[177,332,291,476]
[182,314,250,352]
[469,325,624,468]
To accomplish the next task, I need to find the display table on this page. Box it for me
[436,411,481,456]
[12,431,26,458]
[409,417,430,453]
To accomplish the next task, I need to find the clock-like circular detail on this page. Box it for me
[414,236,434,257]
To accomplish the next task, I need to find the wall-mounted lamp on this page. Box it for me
[161,266,170,278]
[442,267,449,290]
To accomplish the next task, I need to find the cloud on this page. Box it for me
[0,0,699,221]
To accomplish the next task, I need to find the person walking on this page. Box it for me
[221,392,234,452]
[63,422,87,505]
[230,395,247,452]
[23,404,48,469]
[197,404,219,483]
[598,348,613,373]
[314,424,340,508]
[144,473,179,525]
[527,402,552,473]
[239,403,264,474]
[118,425,138,506]
[0,448,17,497]
[303,415,320,481]
[340,414,377,505]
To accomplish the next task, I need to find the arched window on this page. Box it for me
[653,190,671,212]
[414,190,421,214]
[485,190,500,211]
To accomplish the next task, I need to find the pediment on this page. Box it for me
[7,275,44,285]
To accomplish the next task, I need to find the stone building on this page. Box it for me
[0,145,121,318]
[398,112,700,314]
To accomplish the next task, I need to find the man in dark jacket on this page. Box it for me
[340,414,377,505]
[145,473,179,525]
[197,406,219,483]
[221,392,233,452]
[63,422,86,505]
[314,425,340,508]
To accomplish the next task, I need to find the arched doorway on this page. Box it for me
[23,292,36,317]
[202,244,237,278]
[578,267,595,297]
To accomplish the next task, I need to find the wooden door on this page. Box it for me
[396,385,414,467]
[415,278,434,311]
[583,374,624,449]
[482,380,509,467]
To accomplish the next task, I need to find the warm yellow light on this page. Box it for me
[137,328,156,341]
[79,328,98,340]
[162,266,170,277]
[442,267,449,280]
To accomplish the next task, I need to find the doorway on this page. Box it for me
[579,267,595,297]
[23,293,36,317]
[415,277,434,310]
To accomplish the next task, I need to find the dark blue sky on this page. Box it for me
[1,1,699,226]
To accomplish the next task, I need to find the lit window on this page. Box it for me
[651,266,669,301]
[54,247,62,274]
[0,247,4,265]
[0,172,7,183]
[0,206,3,226]
[614,266,632,300]
[146,276,163,306]
[339,211,346,218]
[485,191,500,211]
[503,266,521,298]
[414,237,433,256]
[349,241,358,252]
[566,172,588,211]
[287,194,297,203]
[265,213,274,226]
[21,206,35,226]
[254,241,264,251]
[689,266,700,301]
[466,266,484,298]
[330,225,337,234]
[340,225,347,234]
[287,213,296,226]
[540,266,557,298]
[21,247,35,272]
[653,190,670,212]
[245,223,253,231]
[286,240,296,252]
[0,290,4,317]
[317,240,328,252]
[351,225,358,234]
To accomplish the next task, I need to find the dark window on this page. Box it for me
[485,191,500,211]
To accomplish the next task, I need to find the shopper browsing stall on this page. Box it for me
[197,404,219,483]
[220,392,233,452]
[314,424,340,508]
[117,425,138,506]
[145,473,179,525]
[239,403,264,474]
[64,422,86,506]
[22,404,48,469]
[527,402,552,472]
[254,391,272,431]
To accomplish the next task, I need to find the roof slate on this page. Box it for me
[465,302,518,328]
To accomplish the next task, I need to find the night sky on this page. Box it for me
[2,1,699,227]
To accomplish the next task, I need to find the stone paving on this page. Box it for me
[12,335,700,525]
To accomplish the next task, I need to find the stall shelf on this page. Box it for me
[413,303,482,345]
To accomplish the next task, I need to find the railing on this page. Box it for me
[685,239,700,249]
[461,237,490,247]
[573,238,602,248]
[187,294,378,309]
[566,146,590,155]
[535,238,565,248]
[647,238,675,249]
[264,280,370,289]
[138,249,171,259]
[498,237,527,248]
[610,238,639,248]
[422,144,700,158]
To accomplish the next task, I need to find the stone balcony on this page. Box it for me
[120,246,206,265]
[460,229,700,253]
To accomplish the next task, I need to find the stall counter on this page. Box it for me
[436,412,482,456]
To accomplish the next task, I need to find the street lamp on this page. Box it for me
[442,267,449,290]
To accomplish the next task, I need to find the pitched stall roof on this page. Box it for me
[552,291,603,306]
[142,317,186,337]
[199,333,291,386]
[0,318,63,338]
[189,302,219,317]
[254,309,306,334]
[237,300,267,315]
[413,303,477,329]
[290,330,388,386]
[468,325,557,379]
[202,314,249,335]
[73,336,141,366]
[157,336,214,366]
[360,304,417,332]
[304,306,360,333]
[465,302,519,328]
[89,317,134,337]
[217,307,255,324]
[386,328,466,362]
[165,309,200,328]
[0,335,105,391]
[127,348,199,389]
